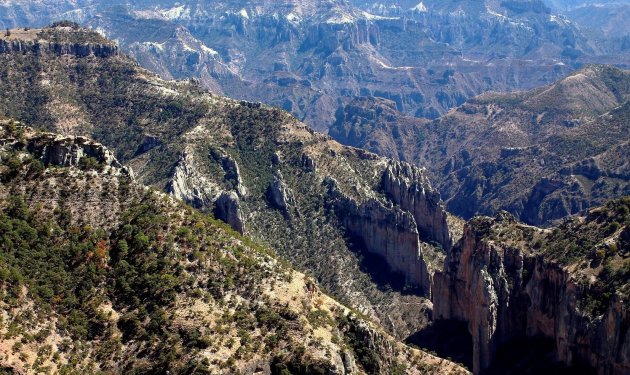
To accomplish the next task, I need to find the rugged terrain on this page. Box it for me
[0,23,628,375]
[0,122,469,374]
[433,199,630,374]
[2,0,625,133]
[0,25,455,339]
[333,65,630,227]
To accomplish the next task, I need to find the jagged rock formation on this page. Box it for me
[433,201,630,374]
[382,161,451,249]
[0,124,129,175]
[0,123,469,374]
[268,171,296,220]
[167,150,218,209]
[0,26,452,339]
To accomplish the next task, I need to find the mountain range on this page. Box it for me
[0,122,468,374]
[0,24,628,374]
[333,64,630,226]
[0,0,628,135]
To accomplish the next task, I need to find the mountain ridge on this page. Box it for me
[0,24,453,339]
[0,121,469,374]
[332,64,630,226]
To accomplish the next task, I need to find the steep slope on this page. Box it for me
[334,65,630,226]
[0,25,453,339]
[0,0,611,132]
[432,199,630,374]
[0,122,469,374]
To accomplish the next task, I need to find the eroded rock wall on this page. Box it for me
[433,215,630,374]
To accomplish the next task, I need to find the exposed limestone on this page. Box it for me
[35,134,120,167]
[167,151,218,208]
[268,171,296,219]
[0,27,118,58]
[0,40,118,58]
[382,161,452,249]
[222,155,247,197]
[214,191,244,234]
[433,213,630,374]
[1,127,132,177]
[166,150,247,233]
[325,176,432,294]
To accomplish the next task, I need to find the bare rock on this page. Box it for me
[214,191,244,234]
[433,216,630,374]
[382,161,452,248]
[167,151,217,208]
[325,175,432,294]
[267,171,296,220]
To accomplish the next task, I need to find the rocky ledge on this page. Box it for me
[1,123,131,177]
[0,26,118,58]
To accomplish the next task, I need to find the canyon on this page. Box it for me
[0,17,627,375]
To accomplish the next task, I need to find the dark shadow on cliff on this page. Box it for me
[405,320,473,370]
[484,336,596,375]
[346,237,425,296]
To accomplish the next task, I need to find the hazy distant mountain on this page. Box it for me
[0,23,628,375]
[545,0,630,11]
[332,65,630,226]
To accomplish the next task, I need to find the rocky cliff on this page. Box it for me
[433,201,630,374]
[382,161,451,249]
[326,174,431,293]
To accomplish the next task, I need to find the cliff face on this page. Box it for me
[329,177,432,292]
[382,161,451,249]
[322,159,451,295]
[433,206,630,374]
[0,39,118,57]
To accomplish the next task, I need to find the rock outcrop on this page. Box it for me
[168,149,246,233]
[382,161,452,249]
[222,155,248,197]
[1,127,131,176]
[0,26,118,58]
[433,210,630,374]
[325,175,432,294]
[0,39,118,57]
[167,151,218,209]
[268,171,296,220]
[34,134,121,167]
[214,191,245,234]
